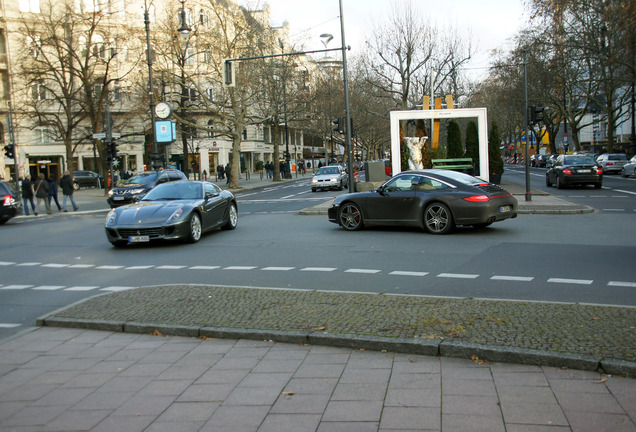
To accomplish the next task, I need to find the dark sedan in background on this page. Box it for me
[546,155,603,189]
[0,181,22,224]
[328,170,518,234]
[72,170,105,190]
[105,181,237,247]
[107,169,187,208]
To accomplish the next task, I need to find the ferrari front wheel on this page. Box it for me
[222,203,238,230]
[187,213,202,243]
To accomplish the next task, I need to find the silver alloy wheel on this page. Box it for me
[188,213,202,243]
[338,202,363,231]
[222,203,238,230]
[424,202,454,234]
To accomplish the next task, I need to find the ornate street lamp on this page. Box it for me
[143,0,160,170]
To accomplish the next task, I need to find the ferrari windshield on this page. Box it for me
[142,182,201,201]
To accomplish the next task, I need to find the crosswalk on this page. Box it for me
[0,284,135,292]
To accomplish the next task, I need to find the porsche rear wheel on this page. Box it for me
[222,203,238,230]
[424,202,455,234]
[187,213,202,243]
[338,202,363,231]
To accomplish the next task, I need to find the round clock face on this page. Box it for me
[155,102,172,119]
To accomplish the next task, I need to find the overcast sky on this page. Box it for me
[240,0,528,79]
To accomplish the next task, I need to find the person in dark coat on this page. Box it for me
[217,164,224,180]
[21,174,36,215]
[225,163,231,185]
[48,175,62,211]
[34,173,51,215]
[60,170,79,212]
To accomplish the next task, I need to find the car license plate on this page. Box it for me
[577,169,590,173]
[113,196,125,200]
[499,205,511,213]
[128,235,149,243]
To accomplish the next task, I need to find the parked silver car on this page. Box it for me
[620,155,636,178]
[596,153,628,174]
[311,165,348,192]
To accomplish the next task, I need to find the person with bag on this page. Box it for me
[34,173,51,215]
[21,174,36,215]
[60,170,79,212]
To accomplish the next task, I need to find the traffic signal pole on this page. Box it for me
[339,0,355,192]
[7,101,20,198]
[523,50,531,202]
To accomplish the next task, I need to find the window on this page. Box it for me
[19,0,40,12]
[31,80,47,101]
[26,36,41,58]
[207,120,214,137]
[113,84,121,101]
[264,126,271,144]
[35,126,50,143]
[182,87,197,102]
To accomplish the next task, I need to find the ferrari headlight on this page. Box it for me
[166,208,184,224]
[105,210,116,226]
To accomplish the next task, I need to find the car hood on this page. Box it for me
[112,201,194,225]
[112,182,150,191]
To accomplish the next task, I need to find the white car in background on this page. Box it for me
[620,155,636,178]
[596,153,628,174]
[311,165,348,192]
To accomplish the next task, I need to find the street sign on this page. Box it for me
[92,133,106,139]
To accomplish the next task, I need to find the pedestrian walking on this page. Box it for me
[48,175,62,211]
[217,164,224,180]
[21,174,36,215]
[60,170,79,212]
[225,163,231,185]
[34,173,51,215]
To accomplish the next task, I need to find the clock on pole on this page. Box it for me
[155,101,173,119]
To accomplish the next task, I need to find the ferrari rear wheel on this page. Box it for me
[338,202,363,231]
[187,213,202,243]
[424,202,455,234]
[222,203,238,230]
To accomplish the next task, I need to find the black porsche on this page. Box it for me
[328,170,518,234]
[105,181,237,247]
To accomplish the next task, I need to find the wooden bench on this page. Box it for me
[431,158,474,174]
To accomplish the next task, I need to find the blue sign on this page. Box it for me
[155,121,176,143]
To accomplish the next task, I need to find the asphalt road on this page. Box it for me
[1,172,635,342]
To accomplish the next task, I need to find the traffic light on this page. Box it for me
[110,141,119,158]
[3,144,15,159]
[332,117,345,134]
[223,59,235,87]
[530,106,545,125]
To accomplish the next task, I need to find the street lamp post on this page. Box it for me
[279,40,292,179]
[177,0,192,177]
[143,0,160,171]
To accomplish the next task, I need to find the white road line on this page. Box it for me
[437,273,479,279]
[41,263,69,268]
[156,265,186,269]
[262,267,295,271]
[32,286,65,291]
[16,262,41,266]
[126,265,155,270]
[281,194,296,199]
[0,324,21,328]
[0,262,15,266]
[68,264,95,268]
[190,266,221,270]
[345,269,382,274]
[608,281,636,288]
[300,267,337,272]
[615,189,636,196]
[0,285,34,290]
[101,286,135,292]
[602,209,625,212]
[547,278,593,285]
[223,266,257,270]
[96,265,125,269]
[491,275,534,282]
[64,286,100,291]
[390,271,429,277]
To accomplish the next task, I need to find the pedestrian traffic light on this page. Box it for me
[3,144,15,159]
[110,141,119,158]
[332,117,345,134]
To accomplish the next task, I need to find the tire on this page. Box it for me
[338,181,344,191]
[338,202,363,231]
[424,202,455,235]
[221,203,238,230]
[311,188,316,192]
[594,182,602,189]
[187,212,202,243]
[545,175,551,187]
[621,168,627,178]
[556,175,565,189]
[73,182,80,191]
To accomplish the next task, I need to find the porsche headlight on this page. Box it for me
[166,208,184,224]
[105,210,116,226]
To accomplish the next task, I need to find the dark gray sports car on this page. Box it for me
[328,170,518,234]
[105,181,237,247]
